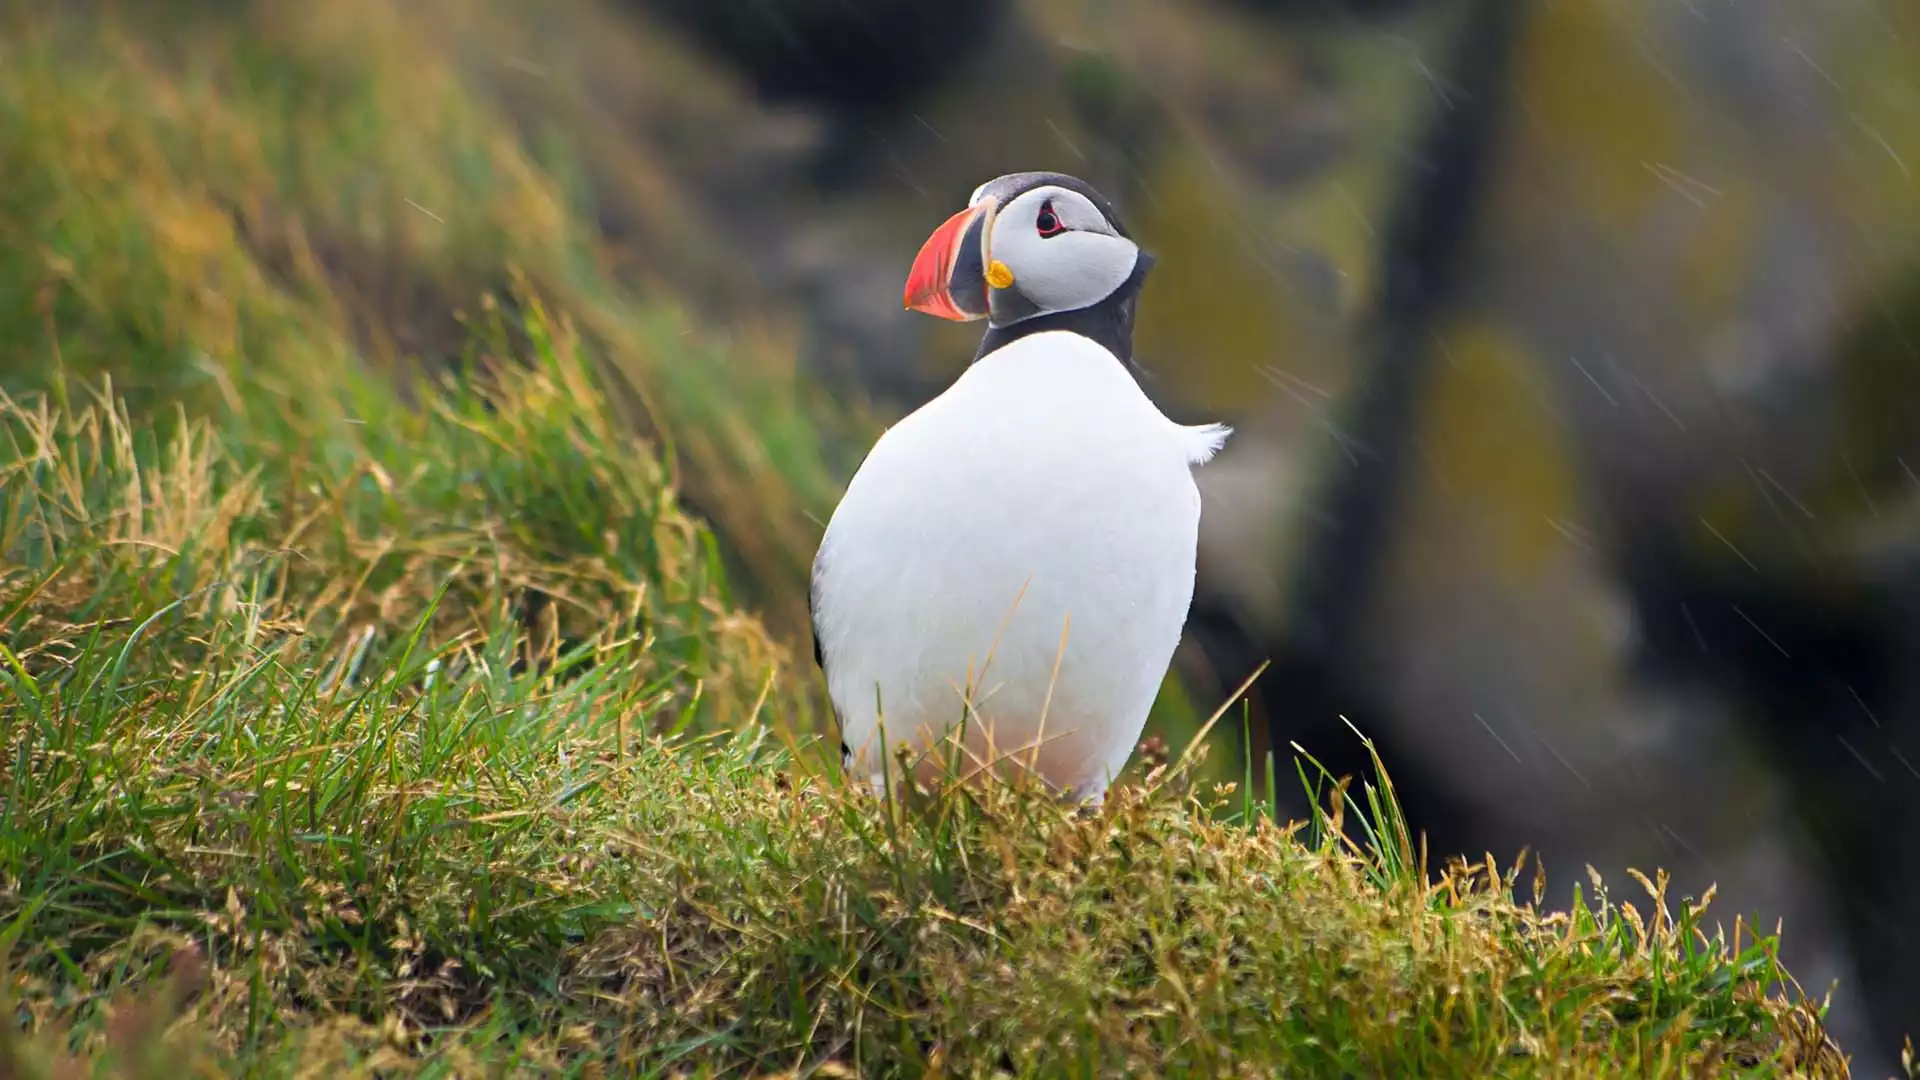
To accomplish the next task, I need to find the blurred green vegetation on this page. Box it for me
[0,0,846,639]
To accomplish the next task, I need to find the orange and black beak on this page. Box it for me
[903,200,995,321]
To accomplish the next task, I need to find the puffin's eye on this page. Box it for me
[1035,200,1066,238]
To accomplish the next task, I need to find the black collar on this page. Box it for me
[973,251,1155,369]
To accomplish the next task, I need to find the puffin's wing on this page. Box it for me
[808,591,824,669]
[808,545,827,672]
[809,542,852,770]
[809,433,886,676]
[1181,422,1232,466]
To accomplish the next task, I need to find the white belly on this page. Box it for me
[812,331,1227,799]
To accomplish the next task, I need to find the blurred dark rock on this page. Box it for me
[632,0,1010,109]
[1166,1,1920,1070]
[1219,0,1431,20]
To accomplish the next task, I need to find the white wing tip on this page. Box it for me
[1182,422,1232,465]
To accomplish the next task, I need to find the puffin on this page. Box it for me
[809,171,1230,801]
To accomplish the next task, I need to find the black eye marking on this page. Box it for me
[1035,198,1066,238]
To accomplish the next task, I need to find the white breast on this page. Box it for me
[811,331,1229,799]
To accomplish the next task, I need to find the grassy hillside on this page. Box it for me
[0,1,1879,1075]
[0,294,1862,1077]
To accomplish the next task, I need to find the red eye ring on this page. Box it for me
[1035,199,1066,238]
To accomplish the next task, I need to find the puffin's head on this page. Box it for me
[902,171,1145,328]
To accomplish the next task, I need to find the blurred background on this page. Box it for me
[3,0,1917,1071]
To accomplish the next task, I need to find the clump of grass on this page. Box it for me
[0,309,1852,1076]
[1,289,791,730]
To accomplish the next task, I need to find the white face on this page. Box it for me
[974,183,1141,326]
